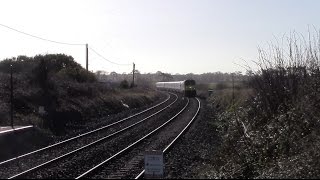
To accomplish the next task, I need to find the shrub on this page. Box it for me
[119,80,129,89]
[210,30,320,178]
[215,82,228,90]
[57,67,96,83]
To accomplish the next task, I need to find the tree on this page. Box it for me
[110,71,118,81]
[162,73,173,81]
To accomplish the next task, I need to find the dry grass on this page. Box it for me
[208,30,320,178]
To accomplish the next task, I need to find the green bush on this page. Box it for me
[57,67,96,83]
[0,54,97,132]
[119,80,129,89]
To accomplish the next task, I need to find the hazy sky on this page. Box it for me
[0,0,319,74]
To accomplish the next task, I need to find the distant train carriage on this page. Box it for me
[155,79,197,97]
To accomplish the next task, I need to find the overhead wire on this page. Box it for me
[0,23,85,46]
[88,46,132,66]
[0,23,132,67]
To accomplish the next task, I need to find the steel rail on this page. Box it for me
[8,93,178,179]
[0,93,170,167]
[0,126,33,135]
[134,97,201,179]
[76,97,190,179]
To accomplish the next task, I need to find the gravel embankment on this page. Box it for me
[164,99,219,179]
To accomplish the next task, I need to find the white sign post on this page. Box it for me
[144,150,164,179]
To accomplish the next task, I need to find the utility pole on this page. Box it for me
[10,64,13,128]
[132,62,135,87]
[232,73,234,106]
[86,44,88,71]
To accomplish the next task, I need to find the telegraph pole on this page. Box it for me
[86,44,88,71]
[10,64,13,128]
[232,73,234,106]
[132,62,135,87]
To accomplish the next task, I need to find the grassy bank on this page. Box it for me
[203,32,320,178]
[0,54,160,135]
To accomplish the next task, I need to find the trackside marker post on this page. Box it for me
[10,64,13,128]
[86,44,88,71]
[144,150,164,179]
[132,62,135,87]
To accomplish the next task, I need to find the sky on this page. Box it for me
[0,0,320,74]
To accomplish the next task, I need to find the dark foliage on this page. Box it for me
[119,80,129,89]
[0,54,159,136]
[0,54,97,134]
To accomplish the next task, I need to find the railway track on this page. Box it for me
[23,94,186,179]
[1,94,200,179]
[0,92,180,179]
[78,97,201,179]
[135,97,201,179]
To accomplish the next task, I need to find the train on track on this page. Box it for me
[155,79,197,97]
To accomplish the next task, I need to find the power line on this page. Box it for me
[0,23,132,67]
[88,46,131,66]
[0,23,85,46]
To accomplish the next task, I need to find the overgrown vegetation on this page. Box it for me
[0,54,159,135]
[96,69,247,89]
[119,80,129,89]
[206,31,320,178]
